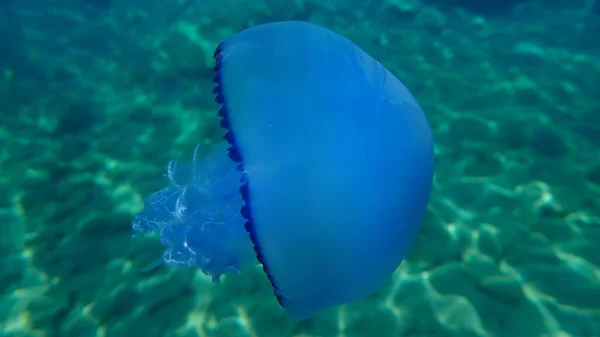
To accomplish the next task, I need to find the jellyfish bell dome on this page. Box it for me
[132,20,435,320]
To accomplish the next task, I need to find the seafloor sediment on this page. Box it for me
[0,0,599,336]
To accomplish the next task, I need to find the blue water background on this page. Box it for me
[0,0,599,336]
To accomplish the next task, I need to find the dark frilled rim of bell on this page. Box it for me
[211,41,286,308]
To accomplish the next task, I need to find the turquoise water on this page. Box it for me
[1,0,599,336]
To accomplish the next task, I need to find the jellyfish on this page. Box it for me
[132,20,435,320]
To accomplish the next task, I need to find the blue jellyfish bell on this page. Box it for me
[132,20,435,320]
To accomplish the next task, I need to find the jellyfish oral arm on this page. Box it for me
[132,142,255,282]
